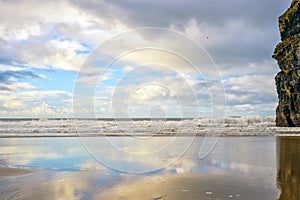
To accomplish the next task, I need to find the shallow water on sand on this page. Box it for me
[0,136,299,199]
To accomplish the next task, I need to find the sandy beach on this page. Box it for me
[0,168,278,200]
[96,173,279,200]
[1,136,297,199]
[0,166,32,178]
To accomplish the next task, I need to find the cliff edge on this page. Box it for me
[273,0,300,126]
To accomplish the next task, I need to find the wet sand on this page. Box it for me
[1,137,293,199]
[0,166,32,177]
[96,173,279,200]
[0,170,282,200]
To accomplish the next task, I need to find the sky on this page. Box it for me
[0,0,292,118]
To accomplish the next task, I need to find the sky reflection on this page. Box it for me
[0,137,288,199]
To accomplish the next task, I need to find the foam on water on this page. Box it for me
[0,116,299,137]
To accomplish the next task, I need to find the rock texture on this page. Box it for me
[274,0,300,126]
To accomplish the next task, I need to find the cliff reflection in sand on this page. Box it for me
[277,137,300,200]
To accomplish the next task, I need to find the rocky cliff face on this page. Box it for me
[274,0,300,126]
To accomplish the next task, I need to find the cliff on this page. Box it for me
[273,0,300,126]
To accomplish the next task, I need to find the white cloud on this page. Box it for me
[0,0,290,117]
[3,100,24,110]
[0,90,72,117]
[0,64,24,71]
[225,75,275,95]
[0,0,111,41]
[23,39,89,71]
[0,0,127,72]
[0,82,36,91]
[234,104,255,111]
[223,74,277,116]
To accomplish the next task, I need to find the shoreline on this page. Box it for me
[0,131,300,138]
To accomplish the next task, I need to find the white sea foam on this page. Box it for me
[0,116,299,137]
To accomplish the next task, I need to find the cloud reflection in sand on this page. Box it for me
[0,137,284,199]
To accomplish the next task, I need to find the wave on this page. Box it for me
[0,115,299,137]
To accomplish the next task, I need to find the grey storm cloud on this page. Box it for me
[69,0,290,65]
[71,0,288,27]
[104,0,287,27]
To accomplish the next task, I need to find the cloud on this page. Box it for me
[0,0,291,117]
[88,69,219,118]
[21,38,90,71]
[0,0,107,41]
[0,0,125,72]
[0,64,47,91]
[0,82,35,91]
[0,70,39,83]
[224,75,277,111]
[74,0,289,64]
[0,90,72,117]
[1,0,288,72]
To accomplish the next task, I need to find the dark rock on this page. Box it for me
[274,0,300,126]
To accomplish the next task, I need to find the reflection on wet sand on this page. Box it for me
[96,173,278,200]
[277,137,300,200]
[0,137,293,199]
[0,170,116,200]
[0,166,32,177]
